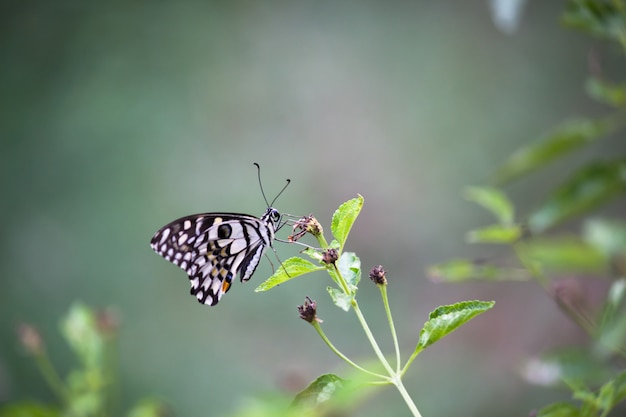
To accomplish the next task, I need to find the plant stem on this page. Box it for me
[392,376,423,417]
[332,263,353,295]
[311,321,387,379]
[330,262,394,375]
[401,346,423,377]
[380,285,402,373]
[351,300,395,376]
[35,352,69,403]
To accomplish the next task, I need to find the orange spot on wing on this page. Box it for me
[221,281,231,293]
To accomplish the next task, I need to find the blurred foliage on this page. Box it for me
[0,304,170,417]
[431,1,626,416]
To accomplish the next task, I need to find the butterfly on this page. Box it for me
[150,164,290,306]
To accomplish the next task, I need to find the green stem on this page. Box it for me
[311,321,387,380]
[104,335,120,417]
[351,300,395,376]
[392,376,423,417]
[380,285,401,373]
[330,262,393,375]
[314,232,330,250]
[401,347,423,377]
[332,263,352,295]
[35,352,69,403]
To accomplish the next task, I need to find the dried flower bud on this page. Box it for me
[297,296,322,323]
[289,214,322,242]
[551,279,585,312]
[96,307,121,337]
[322,248,339,265]
[369,265,387,286]
[18,323,44,355]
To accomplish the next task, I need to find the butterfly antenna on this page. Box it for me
[271,178,291,206]
[254,162,291,207]
[254,162,270,207]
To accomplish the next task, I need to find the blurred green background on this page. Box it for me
[2,1,625,416]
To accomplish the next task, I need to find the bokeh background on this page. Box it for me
[2,1,625,416]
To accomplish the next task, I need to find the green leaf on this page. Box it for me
[302,247,323,262]
[493,119,614,184]
[528,159,626,233]
[0,403,60,417]
[586,77,626,107]
[465,186,515,225]
[336,252,361,289]
[331,195,364,251]
[466,224,522,244]
[255,257,324,292]
[417,300,495,349]
[292,374,346,409]
[516,237,609,273]
[536,402,581,417]
[327,287,353,312]
[428,259,530,282]
[61,303,104,369]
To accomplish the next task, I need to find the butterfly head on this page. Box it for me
[262,207,282,232]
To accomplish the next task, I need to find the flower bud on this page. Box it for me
[322,248,339,265]
[18,323,44,355]
[369,265,388,286]
[297,296,322,323]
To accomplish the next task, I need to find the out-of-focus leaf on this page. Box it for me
[528,159,626,233]
[66,390,103,417]
[523,349,611,388]
[586,77,626,106]
[465,186,515,224]
[493,119,615,184]
[416,300,495,350]
[428,259,530,282]
[331,196,363,251]
[597,379,616,411]
[613,370,626,406]
[327,287,353,312]
[292,374,346,409]
[488,0,528,35]
[466,224,522,244]
[0,403,59,417]
[583,218,626,257]
[61,303,104,369]
[226,394,301,417]
[256,257,323,292]
[127,399,171,417]
[336,252,360,289]
[562,0,626,42]
[516,237,608,273]
[598,289,626,357]
[607,278,626,310]
[536,402,581,417]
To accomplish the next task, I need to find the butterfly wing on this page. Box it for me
[150,212,275,306]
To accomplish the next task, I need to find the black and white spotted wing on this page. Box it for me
[150,207,281,306]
